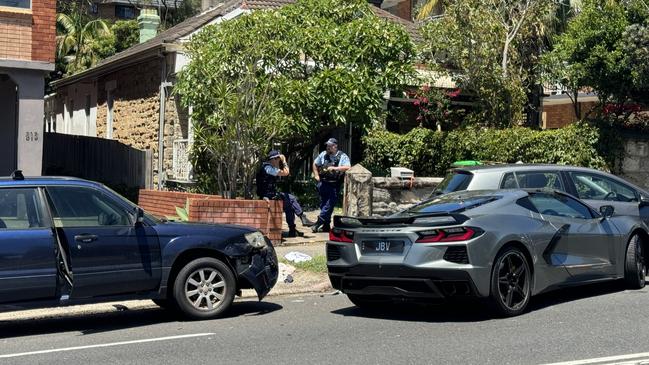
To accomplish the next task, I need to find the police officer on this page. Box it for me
[312,138,351,233]
[257,150,314,237]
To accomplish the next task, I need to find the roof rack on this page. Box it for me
[11,170,24,181]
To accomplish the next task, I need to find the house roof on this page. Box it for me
[52,0,421,88]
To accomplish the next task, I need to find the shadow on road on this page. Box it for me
[331,280,633,322]
[0,300,283,339]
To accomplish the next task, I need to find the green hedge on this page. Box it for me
[362,122,612,177]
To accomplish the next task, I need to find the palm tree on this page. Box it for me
[56,11,111,75]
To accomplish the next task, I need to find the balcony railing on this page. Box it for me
[172,139,191,182]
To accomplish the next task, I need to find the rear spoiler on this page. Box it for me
[333,212,469,228]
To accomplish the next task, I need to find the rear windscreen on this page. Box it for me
[402,195,499,215]
[433,171,473,195]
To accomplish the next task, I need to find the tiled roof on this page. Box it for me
[52,0,421,87]
[241,0,422,41]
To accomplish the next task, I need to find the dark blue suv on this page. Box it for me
[0,173,278,319]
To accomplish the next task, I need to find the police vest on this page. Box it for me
[256,163,277,199]
[319,152,344,183]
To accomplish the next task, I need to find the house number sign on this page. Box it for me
[25,132,39,142]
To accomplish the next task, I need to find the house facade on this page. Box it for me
[0,0,55,176]
[48,0,421,188]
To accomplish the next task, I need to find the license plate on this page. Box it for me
[361,240,404,254]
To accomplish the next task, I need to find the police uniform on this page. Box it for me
[313,146,351,231]
[256,151,313,236]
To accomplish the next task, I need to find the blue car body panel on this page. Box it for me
[0,176,278,309]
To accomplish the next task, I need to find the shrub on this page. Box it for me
[362,122,611,177]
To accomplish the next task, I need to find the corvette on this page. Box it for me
[327,189,648,316]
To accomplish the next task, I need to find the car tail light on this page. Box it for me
[329,228,354,243]
[415,227,481,243]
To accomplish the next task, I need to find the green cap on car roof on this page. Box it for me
[451,160,483,167]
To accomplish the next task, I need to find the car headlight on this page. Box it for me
[245,231,267,249]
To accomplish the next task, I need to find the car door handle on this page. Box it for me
[75,234,98,243]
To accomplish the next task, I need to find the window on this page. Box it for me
[115,5,135,19]
[0,0,30,9]
[402,193,500,215]
[85,94,91,136]
[514,171,563,190]
[528,192,594,219]
[433,171,473,195]
[47,186,132,227]
[569,172,637,202]
[0,188,45,229]
[501,173,518,189]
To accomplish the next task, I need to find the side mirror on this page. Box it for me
[640,195,649,207]
[135,207,145,224]
[599,205,615,219]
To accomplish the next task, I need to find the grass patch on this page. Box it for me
[280,255,328,274]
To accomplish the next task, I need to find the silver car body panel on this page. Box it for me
[327,190,648,299]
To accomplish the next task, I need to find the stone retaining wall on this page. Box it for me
[372,177,442,215]
[620,135,649,190]
[138,190,282,243]
[343,164,442,217]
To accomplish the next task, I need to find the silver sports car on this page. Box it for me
[327,189,648,316]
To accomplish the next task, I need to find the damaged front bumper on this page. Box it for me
[236,240,279,300]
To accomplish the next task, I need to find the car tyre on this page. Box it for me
[489,247,532,317]
[625,234,646,289]
[172,257,236,320]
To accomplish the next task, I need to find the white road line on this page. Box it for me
[0,333,215,359]
[541,352,649,365]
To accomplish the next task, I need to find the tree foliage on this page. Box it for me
[543,0,649,118]
[421,0,556,127]
[56,5,111,75]
[176,0,416,196]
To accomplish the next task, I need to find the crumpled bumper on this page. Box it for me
[237,242,278,300]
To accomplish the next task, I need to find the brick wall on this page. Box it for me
[189,199,283,244]
[138,189,283,243]
[542,101,597,129]
[31,0,56,63]
[138,189,220,217]
[0,0,55,63]
[0,11,32,61]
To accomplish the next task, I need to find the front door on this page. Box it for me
[45,186,161,299]
[528,192,618,279]
[0,187,58,304]
[567,171,641,220]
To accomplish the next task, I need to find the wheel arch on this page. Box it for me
[492,240,535,294]
[630,227,649,261]
[164,248,237,299]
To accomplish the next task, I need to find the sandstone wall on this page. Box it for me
[95,58,189,187]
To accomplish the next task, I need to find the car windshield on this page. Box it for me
[102,185,161,223]
[397,193,500,216]
[433,171,473,195]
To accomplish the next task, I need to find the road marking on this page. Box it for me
[541,352,649,365]
[0,333,215,359]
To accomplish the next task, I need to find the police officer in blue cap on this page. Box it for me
[257,150,314,237]
[311,138,351,233]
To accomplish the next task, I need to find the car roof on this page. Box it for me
[453,163,589,174]
[0,176,104,188]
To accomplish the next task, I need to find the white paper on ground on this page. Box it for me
[284,251,313,263]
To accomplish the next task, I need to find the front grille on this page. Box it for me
[327,244,342,261]
[444,246,469,264]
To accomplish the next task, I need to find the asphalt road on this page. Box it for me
[1,282,649,365]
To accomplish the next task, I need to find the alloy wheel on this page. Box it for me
[496,251,530,311]
[184,268,226,311]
